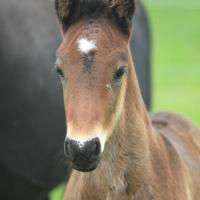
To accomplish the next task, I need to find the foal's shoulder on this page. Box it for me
[150,112,200,155]
[150,112,199,135]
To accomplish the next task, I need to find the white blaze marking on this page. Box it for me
[78,38,96,54]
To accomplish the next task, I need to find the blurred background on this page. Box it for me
[146,0,200,125]
[50,0,200,199]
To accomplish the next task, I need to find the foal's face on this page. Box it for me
[56,20,129,171]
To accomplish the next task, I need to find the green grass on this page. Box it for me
[49,184,65,200]
[50,1,200,199]
[144,0,200,125]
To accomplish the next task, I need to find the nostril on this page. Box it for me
[64,138,73,160]
[94,140,101,155]
[90,143,96,152]
[64,140,69,155]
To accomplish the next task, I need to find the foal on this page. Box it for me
[54,0,200,199]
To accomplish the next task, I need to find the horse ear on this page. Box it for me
[55,0,135,35]
[55,0,72,29]
[109,0,135,34]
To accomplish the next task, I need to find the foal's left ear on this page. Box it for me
[109,0,135,35]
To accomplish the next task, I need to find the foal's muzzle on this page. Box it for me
[65,137,101,172]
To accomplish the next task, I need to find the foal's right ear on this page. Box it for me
[55,0,72,30]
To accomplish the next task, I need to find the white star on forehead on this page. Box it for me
[78,38,96,54]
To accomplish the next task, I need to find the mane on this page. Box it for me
[55,0,135,34]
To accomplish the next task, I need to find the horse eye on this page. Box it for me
[114,66,127,80]
[54,64,64,78]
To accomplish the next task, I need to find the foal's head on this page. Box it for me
[55,0,135,171]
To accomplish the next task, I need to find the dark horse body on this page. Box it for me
[0,0,150,199]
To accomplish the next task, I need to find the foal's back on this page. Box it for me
[152,112,200,199]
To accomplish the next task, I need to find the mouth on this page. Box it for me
[71,156,100,172]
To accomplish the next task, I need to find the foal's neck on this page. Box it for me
[92,51,155,195]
